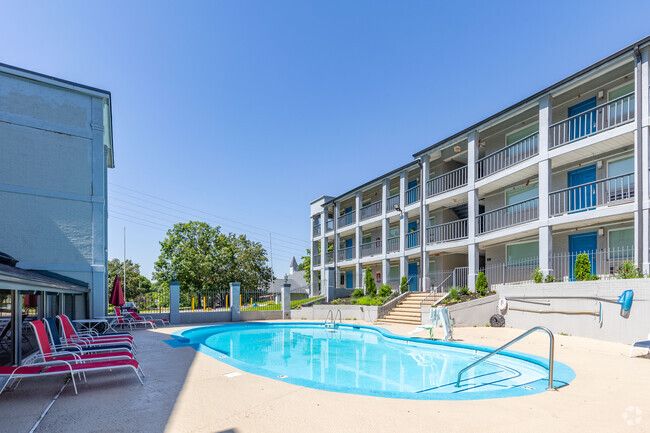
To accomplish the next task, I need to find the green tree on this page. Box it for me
[108,258,150,302]
[574,253,598,281]
[364,268,377,295]
[300,249,311,286]
[153,221,273,292]
[400,276,409,293]
[476,272,488,296]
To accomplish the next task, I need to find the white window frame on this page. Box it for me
[607,81,635,101]
[504,181,539,206]
[607,227,634,260]
[505,122,539,146]
[606,154,634,178]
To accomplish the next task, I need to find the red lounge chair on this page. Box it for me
[44,317,135,357]
[30,320,134,364]
[0,358,144,395]
[130,311,169,327]
[124,311,157,329]
[58,315,136,351]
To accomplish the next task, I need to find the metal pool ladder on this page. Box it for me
[455,326,555,391]
[324,310,341,329]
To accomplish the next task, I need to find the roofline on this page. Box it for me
[0,61,111,97]
[413,34,650,157]
[324,160,419,204]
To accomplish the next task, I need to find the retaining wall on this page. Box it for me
[291,305,379,322]
[495,279,650,344]
[420,295,499,327]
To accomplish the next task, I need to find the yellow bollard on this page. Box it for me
[203,296,206,311]
[192,297,195,312]
[239,294,242,307]
[226,295,228,309]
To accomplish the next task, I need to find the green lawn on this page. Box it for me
[239,296,324,311]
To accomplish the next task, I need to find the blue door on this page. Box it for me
[345,270,353,289]
[407,263,418,291]
[567,165,596,212]
[407,220,418,249]
[344,206,353,225]
[568,97,597,141]
[345,238,353,260]
[569,232,597,280]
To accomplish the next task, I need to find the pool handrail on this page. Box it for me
[455,326,555,391]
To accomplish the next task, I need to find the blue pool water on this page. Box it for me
[171,323,574,400]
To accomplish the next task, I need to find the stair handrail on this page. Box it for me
[420,273,453,308]
[455,326,555,390]
[377,291,410,320]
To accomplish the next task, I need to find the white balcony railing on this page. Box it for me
[325,251,334,264]
[360,240,382,258]
[312,224,321,237]
[313,254,321,267]
[549,92,634,149]
[325,219,334,232]
[477,197,539,234]
[360,201,382,221]
[387,194,400,212]
[405,230,420,249]
[427,166,468,198]
[427,219,468,244]
[406,185,420,206]
[476,132,539,180]
[338,211,356,228]
[337,246,356,261]
[386,236,400,253]
[549,173,634,217]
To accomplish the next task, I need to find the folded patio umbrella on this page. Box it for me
[110,276,125,307]
[23,294,38,309]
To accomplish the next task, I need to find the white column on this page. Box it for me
[467,131,479,291]
[538,95,553,275]
[639,47,650,273]
[399,172,407,254]
[333,202,340,285]
[381,179,388,257]
[420,156,430,291]
[356,262,362,291]
[355,192,362,225]
[382,258,389,286]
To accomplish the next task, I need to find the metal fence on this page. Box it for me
[239,290,280,311]
[548,247,635,282]
[427,166,468,197]
[549,173,634,216]
[549,92,634,148]
[360,240,382,258]
[476,132,538,180]
[481,258,539,287]
[180,289,230,312]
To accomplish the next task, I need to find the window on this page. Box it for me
[608,83,634,101]
[428,217,435,227]
[608,157,634,178]
[506,123,539,145]
[609,228,634,259]
[506,182,538,205]
[608,157,634,201]
[389,227,399,238]
[362,235,371,244]
[507,241,538,266]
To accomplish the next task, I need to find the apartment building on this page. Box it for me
[310,37,650,295]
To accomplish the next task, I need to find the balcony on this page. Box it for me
[325,219,334,232]
[427,219,468,244]
[405,230,420,250]
[549,92,634,149]
[325,251,334,264]
[338,211,356,228]
[406,185,420,206]
[360,201,382,221]
[477,197,539,234]
[386,194,399,212]
[360,240,382,258]
[427,166,468,198]
[476,133,539,180]
[313,254,321,267]
[549,173,634,217]
[386,236,400,253]
[337,246,356,262]
[312,224,321,237]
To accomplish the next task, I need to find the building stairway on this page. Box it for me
[375,292,444,325]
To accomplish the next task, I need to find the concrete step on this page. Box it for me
[376,318,421,325]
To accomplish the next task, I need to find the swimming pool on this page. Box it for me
[171,323,574,400]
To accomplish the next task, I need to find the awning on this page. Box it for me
[0,263,89,294]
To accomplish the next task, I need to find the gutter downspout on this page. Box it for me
[634,46,644,267]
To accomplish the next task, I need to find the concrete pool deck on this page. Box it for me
[0,321,649,433]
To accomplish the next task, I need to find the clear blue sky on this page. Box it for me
[2,1,650,279]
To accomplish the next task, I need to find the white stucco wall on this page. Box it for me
[0,67,112,317]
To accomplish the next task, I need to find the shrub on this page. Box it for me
[378,284,392,298]
[574,253,598,281]
[448,286,460,301]
[352,289,364,298]
[400,276,409,293]
[544,274,554,283]
[476,272,488,296]
[616,260,644,279]
[356,295,384,306]
[364,268,377,296]
[459,286,470,296]
[532,268,543,284]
